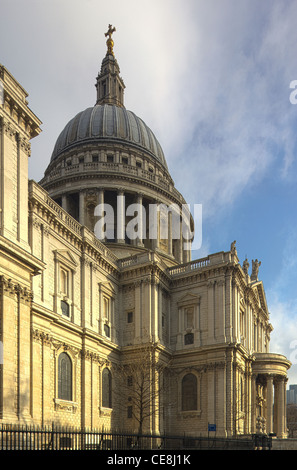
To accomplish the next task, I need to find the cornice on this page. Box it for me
[0,234,45,275]
[0,274,33,302]
[0,66,42,139]
[41,170,184,207]
[31,325,120,363]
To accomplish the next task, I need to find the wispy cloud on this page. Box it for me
[158,1,297,222]
[267,229,297,383]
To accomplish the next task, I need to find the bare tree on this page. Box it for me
[114,341,171,435]
[287,404,297,437]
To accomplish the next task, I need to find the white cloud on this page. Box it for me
[267,229,297,384]
[268,294,297,385]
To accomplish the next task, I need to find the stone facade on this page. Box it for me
[0,30,291,438]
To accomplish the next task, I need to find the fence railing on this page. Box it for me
[0,424,267,451]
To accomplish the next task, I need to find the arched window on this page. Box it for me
[182,373,197,411]
[102,368,112,408]
[58,352,72,401]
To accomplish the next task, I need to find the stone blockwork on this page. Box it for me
[0,32,291,438]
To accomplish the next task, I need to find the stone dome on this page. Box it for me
[40,27,192,266]
[50,104,168,170]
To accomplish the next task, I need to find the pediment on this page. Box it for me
[177,292,200,307]
[99,281,116,296]
[53,249,78,269]
[251,281,269,314]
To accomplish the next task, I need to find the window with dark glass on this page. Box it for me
[182,373,197,411]
[61,300,70,317]
[58,352,72,401]
[127,311,133,323]
[127,405,133,418]
[184,333,194,345]
[104,324,111,338]
[102,368,112,408]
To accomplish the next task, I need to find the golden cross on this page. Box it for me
[105,24,116,56]
[105,24,116,40]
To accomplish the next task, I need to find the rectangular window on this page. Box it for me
[60,269,68,296]
[103,297,110,320]
[184,307,194,329]
[127,405,133,418]
[104,324,111,338]
[61,300,70,317]
[107,155,114,163]
[184,333,194,345]
[127,311,133,323]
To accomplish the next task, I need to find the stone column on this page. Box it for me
[207,365,216,429]
[98,189,104,207]
[62,194,68,212]
[168,211,173,256]
[245,367,252,434]
[111,297,116,342]
[217,365,227,436]
[151,200,159,251]
[96,189,106,241]
[142,278,151,338]
[79,190,85,226]
[151,277,159,342]
[117,189,125,243]
[136,194,144,246]
[266,374,274,434]
[216,279,225,342]
[134,281,142,341]
[177,307,183,349]
[224,269,232,343]
[179,218,183,264]
[207,280,215,344]
[251,375,257,433]
[194,300,201,347]
[275,377,287,438]
[158,284,163,343]
[233,281,239,342]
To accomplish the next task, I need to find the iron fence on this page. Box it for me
[0,424,267,451]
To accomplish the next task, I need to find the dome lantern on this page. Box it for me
[95,24,125,108]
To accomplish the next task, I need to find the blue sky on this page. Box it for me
[1,0,297,384]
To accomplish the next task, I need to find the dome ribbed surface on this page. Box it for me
[51,104,167,169]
